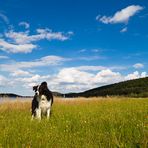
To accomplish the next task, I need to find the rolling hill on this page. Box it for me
[64,77,148,98]
[0,93,23,98]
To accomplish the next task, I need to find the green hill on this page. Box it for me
[65,77,148,98]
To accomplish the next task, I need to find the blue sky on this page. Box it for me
[0,0,148,95]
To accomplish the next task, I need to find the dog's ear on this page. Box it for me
[33,85,38,92]
[41,81,47,87]
[40,82,48,90]
[39,82,48,94]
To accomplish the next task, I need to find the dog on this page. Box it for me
[32,82,53,120]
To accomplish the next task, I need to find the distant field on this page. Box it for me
[0,97,148,148]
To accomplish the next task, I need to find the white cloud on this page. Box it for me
[78,49,87,53]
[79,49,103,53]
[16,74,49,83]
[0,13,9,24]
[19,22,30,29]
[0,28,72,53]
[0,75,9,86]
[91,49,100,52]
[74,66,106,71]
[0,55,9,59]
[125,71,146,80]
[67,31,74,35]
[120,27,127,33]
[77,56,106,61]
[93,69,122,84]
[10,69,32,77]
[0,39,36,53]
[70,65,127,71]
[5,30,30,44]
[97,5,143,24]
[133,63,144,69]
[0,55,70,72]
[16,74,51,89]
[36,28,70,41]
[56,68,94,84]
[18,55,69,68]
[5,28,70,44]
[109,66,127,70]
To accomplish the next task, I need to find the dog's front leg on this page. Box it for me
[47,108,51,119]
[36,108,41,120]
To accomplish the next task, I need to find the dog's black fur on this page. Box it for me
[31,85,39,116]
[31,82,53,117]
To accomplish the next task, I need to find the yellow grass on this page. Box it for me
[0,97,148,147]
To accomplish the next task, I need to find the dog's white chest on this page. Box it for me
[38,95,51,114]
[40,100,50,109]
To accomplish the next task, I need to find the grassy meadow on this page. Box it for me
[0,97,148,148]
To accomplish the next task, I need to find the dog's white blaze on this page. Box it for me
[36,86,40,96]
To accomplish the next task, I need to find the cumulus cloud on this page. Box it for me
[133,63,144,69]
[35,28,70,42]
[10,69,32,77]
[0,55,9,59]
[19,22,30,29]
[0,28,72,53]
[97,5,143,24]
[17,55,69,68]
[0,55,70,72]
[93,69,122,85]
[125,71,146,80]
[77,56,106,61]
[0,39,36,53]
[76,65,127,71]
[5,28,70,44]
[0,75,9,86]
[16,74,50,84]
[56,68,94,84]
[74,66,106,71]
[15,74,51,90]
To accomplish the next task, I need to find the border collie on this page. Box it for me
[32,82,53,120]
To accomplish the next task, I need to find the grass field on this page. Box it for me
[0,97,148,148]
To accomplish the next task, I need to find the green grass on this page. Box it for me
[0,98,148,148]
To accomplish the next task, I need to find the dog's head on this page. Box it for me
[33,81,48,95]
[33,85,40,95]
[33,81,53,103]
[39,81,48,95]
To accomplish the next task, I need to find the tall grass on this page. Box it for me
[0,97,147,147]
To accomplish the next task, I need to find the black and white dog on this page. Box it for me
[32,82,53,120]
